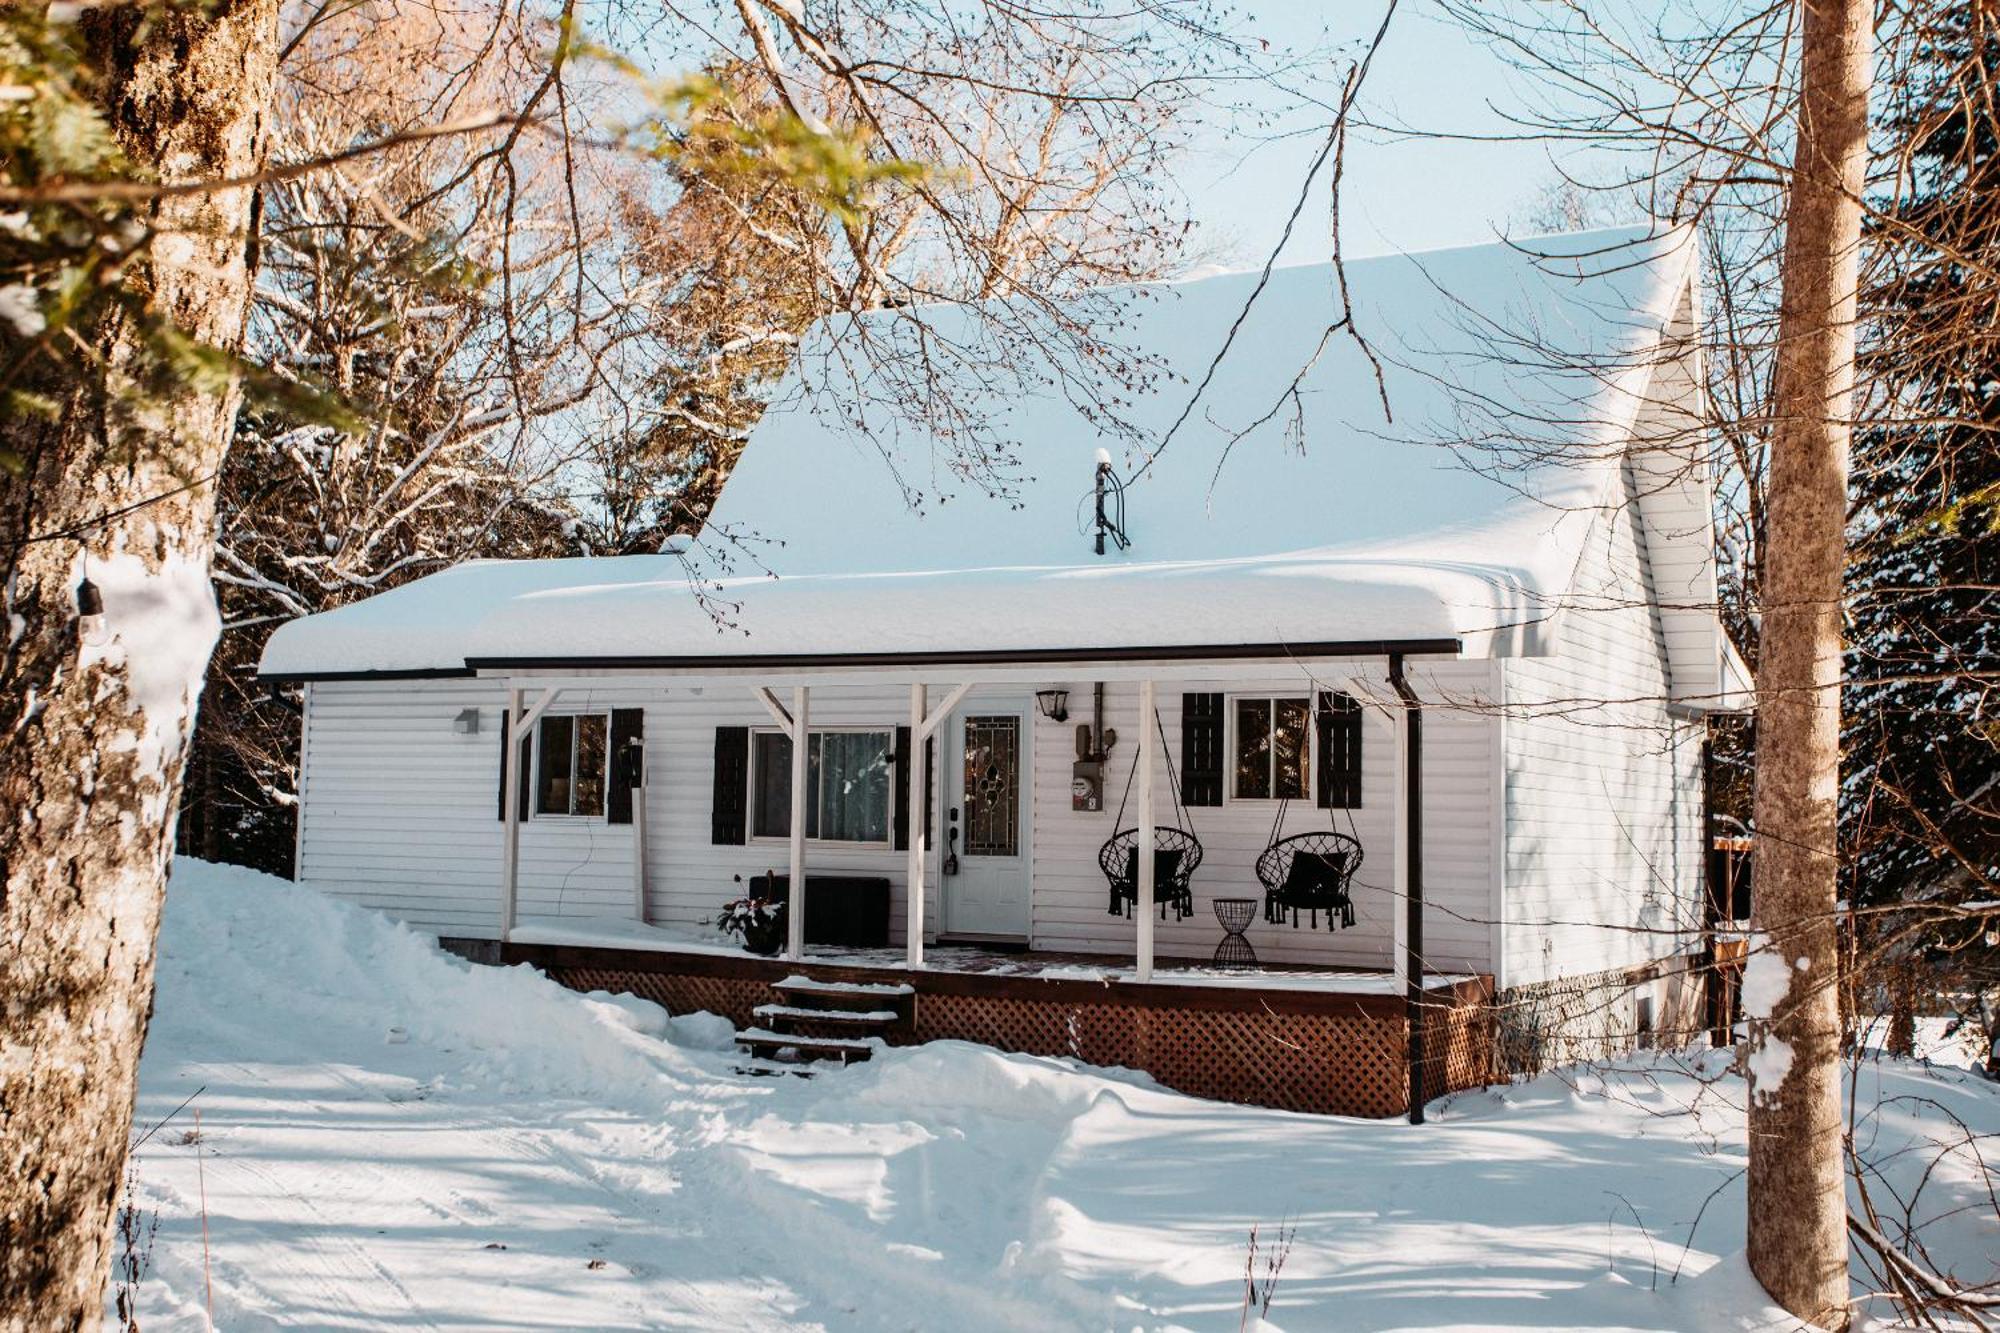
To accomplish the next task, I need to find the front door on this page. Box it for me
[943,708,1031,940]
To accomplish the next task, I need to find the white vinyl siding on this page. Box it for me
[291,611,1698,984]
[1026,666,1499,972]
[293,668,1501,973]
[1499,460,1707,989]
[296,679,650,931]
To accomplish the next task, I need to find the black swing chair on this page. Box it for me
[1255,795,1363,931]
[1098,711,1203,921]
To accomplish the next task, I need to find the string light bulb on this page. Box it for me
[75,576,108,647]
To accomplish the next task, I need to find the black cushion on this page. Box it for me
[1120,846,1186,892]
[1281,850,1348,903]
[762,874,892,947]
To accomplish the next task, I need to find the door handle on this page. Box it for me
[943,826,960,877]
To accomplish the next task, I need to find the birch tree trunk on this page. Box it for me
[1745,0,1872,1325]
[0,2,279,1325]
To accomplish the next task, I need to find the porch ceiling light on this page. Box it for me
[1035,688,1069,723]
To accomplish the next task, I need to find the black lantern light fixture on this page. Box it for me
[1035,688,1070,723]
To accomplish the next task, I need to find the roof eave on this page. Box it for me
[261,636,1465,683]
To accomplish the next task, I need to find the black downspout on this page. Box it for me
[1389,653,1426,1125]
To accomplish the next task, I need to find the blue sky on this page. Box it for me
[1184,4,1570,265]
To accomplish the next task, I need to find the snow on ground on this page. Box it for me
[119,861,1999,1331]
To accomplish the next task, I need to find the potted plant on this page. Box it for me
[717,895,786,956]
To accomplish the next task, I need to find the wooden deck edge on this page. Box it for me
[499,940,1493,1022]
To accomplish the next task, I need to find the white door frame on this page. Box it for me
[941,699,1034,941]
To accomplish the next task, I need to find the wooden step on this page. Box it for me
[733,1027,880,1065]
[754,1003,901,1025]
[773,975,915,1015]
[754,1003,901,1042]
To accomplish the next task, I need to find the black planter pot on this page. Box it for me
[740,916,785,956]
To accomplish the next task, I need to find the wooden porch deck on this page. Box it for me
[500,931,1496,1118]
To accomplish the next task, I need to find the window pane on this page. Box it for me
[573,715,607,817]
[1234,699,1271,799]
[962,716,1020,856]
[536,715,574,815]
[752,732,792,838]
[1274,697,1310,800]
[815,731,891,843]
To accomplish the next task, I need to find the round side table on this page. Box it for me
[1212,897,1258,966]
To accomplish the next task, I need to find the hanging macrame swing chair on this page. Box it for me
[1098,709,1203,920]
[1255,792,1363,930]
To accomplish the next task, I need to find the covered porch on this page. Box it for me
[490,646,1446,968]
[484,642,1483,1119]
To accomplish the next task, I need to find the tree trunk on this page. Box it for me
[1885,957,1916,1060]
[1745,0,1872,1326]
[0,3,278,1326]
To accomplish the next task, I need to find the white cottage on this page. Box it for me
[260,226,1748,1116]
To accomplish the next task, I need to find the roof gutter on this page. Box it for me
[262,637,1462,683]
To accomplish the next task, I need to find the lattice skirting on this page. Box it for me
[544,963,1495,1118]
[1423,986,1499,1099]
[909,992,1417,1116]
[1493,956,1698,1078]
[551,967,773,1028]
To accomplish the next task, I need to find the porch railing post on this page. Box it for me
[1136,677,1156,982]
[786,685,810,959]
[907,682,926,967]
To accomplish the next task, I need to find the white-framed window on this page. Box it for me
[750,727,894,845]
[1230,695,1311,801]
[536,712,610,818]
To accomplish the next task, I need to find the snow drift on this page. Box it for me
[119,860,1999,1330]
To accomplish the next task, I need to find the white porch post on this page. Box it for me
[500,686,523,942]
[906,683,927,967]
[500,684,563,941]
[901,681,969,966]
[786,685,810,959]
[1136,677,1157,982]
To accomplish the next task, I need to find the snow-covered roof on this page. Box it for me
[261,226,1705,678]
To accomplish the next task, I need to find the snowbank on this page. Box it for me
[119,860,2000,1330]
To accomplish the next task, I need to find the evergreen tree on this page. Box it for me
[1848,6,1999,1060]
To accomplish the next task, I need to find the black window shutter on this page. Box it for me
[891,729,938,850]
[1181,692,1225,806]
[1317,691,1362,809]
[892,726,913,850]
[608,708,645,825]
[711,725,749,844]
[497,707,532,821]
